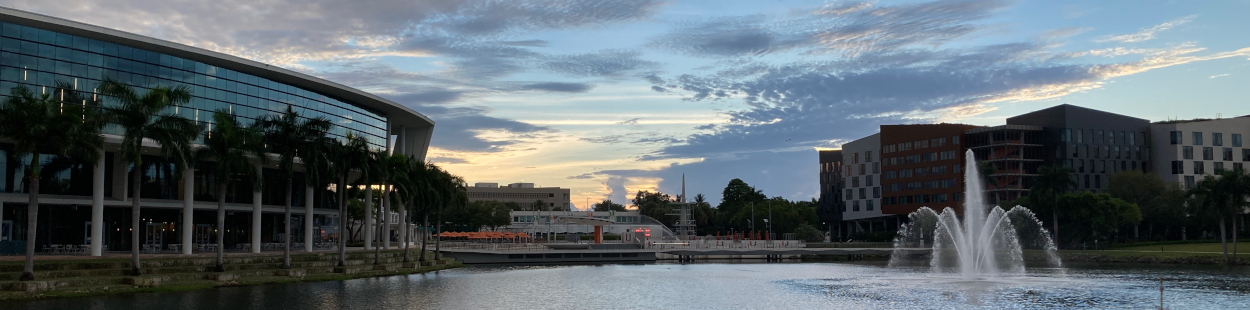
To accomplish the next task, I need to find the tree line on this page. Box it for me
[1004,164,1247,264]
[589,178,823,241]
[0,79,469,281]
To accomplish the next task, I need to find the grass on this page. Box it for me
[1114,242,1246,253]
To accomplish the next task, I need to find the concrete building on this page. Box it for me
[502,210,672,239]
[881,124,979,216]
[466,183,572,211]
[816,149,844,236]
[840,133,887,233]
[1151,117,1250,189]
[964,125,1046,203]
[0,8,433,255]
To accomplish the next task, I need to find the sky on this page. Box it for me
[8,0,1250,209]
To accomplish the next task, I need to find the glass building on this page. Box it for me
[0,8,433,255]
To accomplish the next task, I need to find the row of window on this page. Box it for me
[884,150,958,166]
[843,187,881,200]
[883,136,958,153]
[883,193,963,205]
[850,151,871,164]
[1178,146,1248,162]
[1061,128,1145,146]
[1169,161,1244,175]
[883,164,962,179]
[1069,159,1146,174]
[848,200,875,212]
[1064,144,1148,161]
[884,179,958,192]
[848,175,874,188]
[842,162,880,177]
[1169,131,1242,147]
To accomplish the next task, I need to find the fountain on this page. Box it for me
[890,150,1063,279]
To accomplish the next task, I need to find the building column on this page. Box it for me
[304,185,314,252]
[181,166,194,255]
[383,186,391,250]
[90,149,105,256]
[398,203,407,248]
[251,164,262,254]
[364,186,373,250]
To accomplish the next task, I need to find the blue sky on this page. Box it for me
[9,0,1250,208]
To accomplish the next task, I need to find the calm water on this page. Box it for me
[7,262,1250,309]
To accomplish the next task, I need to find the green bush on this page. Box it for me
[793,224,825,242]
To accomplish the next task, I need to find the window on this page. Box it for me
[1171,161,1183,174]
[859,164,866,176]
[852,201,860,211]
[925,180,938,189]
[1203,147,1214,161]
[1224,148,1234,161]
[1062,128,1071,142]
[915,167,928,177]
[922,153,936,162]
[1193,132,1204,145]
[865,151,873,162]
[866,175,874,187]
[1236,163,1244,171]
[873,187,880,198]
[1077,129,1083,143]
[1095,175,1101,188]
[891,183,902,192]
[1213,133,1224,146]
[1129,132,1136,146]
[866,200,874,211]
[1114,146,1121,159]
[906,155,920,164]
[859,188,866,199]
[934,194,948,203]
[845,189,853,199]
[1097,130,1104,144]
[1215,162,1225,173]
[884,171,896,179]
[954,164,961,173]
[917,140,928,148]
[1170,131,1182,145]
[940,179,957,188]
[1194,161,1205,175]
[1185,176,1195,189]
[933,166,947,174]
[1084,175,1090,188]
[852,176,860,187]
[1183,146,1193,159]
[873,162,880,174]
[1234,134,1243,147]
[852,153,859,164]
[1244,149,1250,162]
[900,169,913,177]
[953,135,960,144]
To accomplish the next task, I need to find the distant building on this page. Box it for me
[880,124,980,216]
[1150,117,1250,190]
[817,149,845,236]
[466,182,571,210]
[964,125,1046,203]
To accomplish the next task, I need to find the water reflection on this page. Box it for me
[6,263,1250,309]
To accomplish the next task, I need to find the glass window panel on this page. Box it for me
[102,42,117,56]
[72,36,88,50]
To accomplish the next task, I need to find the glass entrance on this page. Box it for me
[144,222,164,252]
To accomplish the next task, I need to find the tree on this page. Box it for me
[977,161,998,187]
[794,224,824,242]
[593,199,626,212]
[633,190,674,227]
[196,110,265,272]
[717,179,766,232]
[1030,164,1076,248]
[692,194,717,235]
[334,133,369,266]
[1056,192,1142,244]
[99,79,201,276]
[1107,170,1184,240]
[1188,168,1250,264]
[0,83,106,281]
[255,105,331,269]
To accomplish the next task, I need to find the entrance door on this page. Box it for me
[194,224,212,245]
[83,221,91,245]
[145,223,164,252]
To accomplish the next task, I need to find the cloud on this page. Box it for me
[580,135,624,144]
[1210,73,1231,79]
[650,0,1008,57]
[517,82,596,92]
[1096,15,1196,43]
[567,173,595,179]
[541,50,659,77]
[428,156,469,164]
[617,118,641,125]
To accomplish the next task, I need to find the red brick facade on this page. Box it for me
[879,124,980,215]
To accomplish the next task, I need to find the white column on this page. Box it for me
[181,167,194,255]
[398,204,407,248]
[383,187,391,249]
[90,149,105,256]
[251,164,262,253]
[364,186,373,250]
[304,185,314,252]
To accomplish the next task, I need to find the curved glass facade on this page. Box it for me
[0,21,388,149]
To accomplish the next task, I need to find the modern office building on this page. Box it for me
[467,183,572,211]
[1151,116,1250,189]
[0,8,434,255]
[989,104,1151,196]
[880,124,979,216]
[503,210,673,239]
[816,149,844,237]
[840,133,889,233]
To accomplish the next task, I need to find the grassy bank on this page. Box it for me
[0,250,462,301]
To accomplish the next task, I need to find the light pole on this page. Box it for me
[767,200,772,240]
[750,202,755,238]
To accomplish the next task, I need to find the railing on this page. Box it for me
[645,239,806,250]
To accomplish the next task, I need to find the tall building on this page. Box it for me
[880,124,980,215]
[817,149,844,236]
[0,8,433,255]
[1151,117,1250,189]
[841,133,887,233]
[994,104,1151,195]
[466,183,572,211]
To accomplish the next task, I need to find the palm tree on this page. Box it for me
[354,149,387,265]
[408,160,436,263]
[98,79,201,276]
[386,155,416,262]
[1188,167,1250,264]
[255,106,331,269]
[335,133,369,266]
[1031,164,1076,248]
[196,110,265,272]
[0,83,106,281]
[432,166,467,261]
